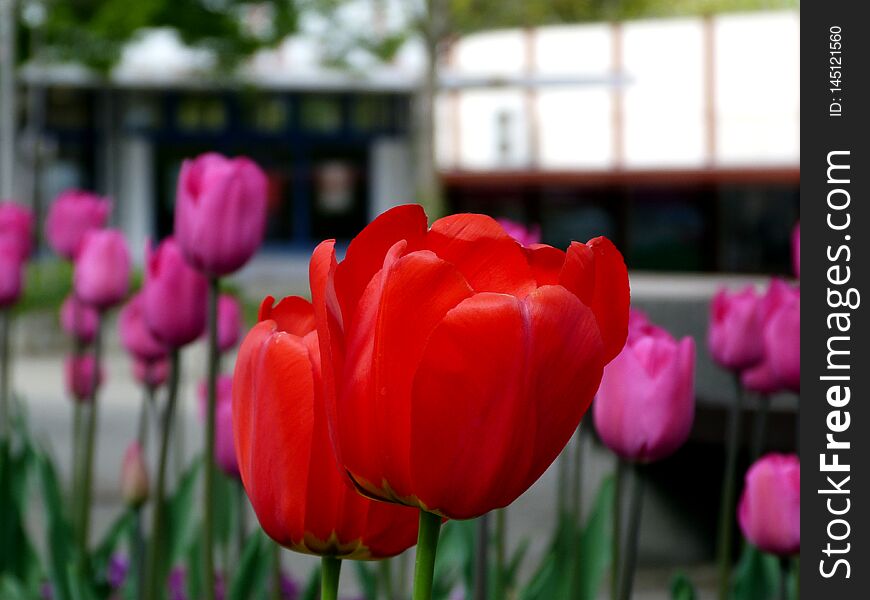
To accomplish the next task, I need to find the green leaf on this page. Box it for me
[167,459,202,567]
[36,449,76,600]
[353,561,378,600]
[227,530,271,600]
[730,544,780,600]
[671,572,697,600]
[573,475,615,600]
[300,563,322,600]
[0,575,30,600]
[91,508,136,583]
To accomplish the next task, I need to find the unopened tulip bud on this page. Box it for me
[708,286,764,372]
[121,441,149,508]
[73,229,131,310]
[0,201,34,261]
[738,453,800,556]
[64,354,104,403]
[60,294,100,345]
[44,190,110,260]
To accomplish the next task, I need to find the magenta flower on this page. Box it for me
[740,280,799,394]
[0,236,25,308]
[174,152,268,277]
[496,218,542,247]
[208,293,242,353]
[738,453,800,556]
[708,286,764,372]
[765,290,800,393]
[198,375,238,478]
[143,238,208,348]
[119,293,167,362]
[64,354,104,402]
[60,294,100,345]
[0,201,33,260]
[133,357,170,389]
[594,312,695,463]
[73,229,131,310]
[44,190,110,260]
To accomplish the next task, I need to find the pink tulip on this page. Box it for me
[44,190,110,260]
[738,453,800,556]
[496,218,542,247]
[64,354,104,402]
[73,229,131,310]
[175,153,268,277]
[133,357,170,389]
[0,237,25,308]
[708,286,764,372]
[120,441,150,508]
[0,201,33,260]
[792,222,800,279]
[594,313,695,463]
[208,294,242,352]
[198,375,238,478]
[60,294,100,344]
[740,280,799,394]
[766,292,800,393]
[119,293,167,362]
[626,308,669,345]
[143,238,208,348]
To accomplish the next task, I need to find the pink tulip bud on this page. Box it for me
[738,453,800,556]
[0,201,34,261]
[143,238,208,348]
[119,293,167,362]
[791,222,800,279]
[496,218,542,247]
[594,313,695,463]
[209,294,242,352]
[0,237,25,308]
[766,291,800,393]
[740,280,799,394]
[198,375,239,478]
[64,354,104,403]
[44,190,110,260]
[175,152,268,276]
[708,286,764,372]
[120,441,150,508]
[73,229,131,310]
[133,357,170,390]
[60,294,100,345]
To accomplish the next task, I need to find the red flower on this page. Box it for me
[232,295,419,559]
[310,205,629,519]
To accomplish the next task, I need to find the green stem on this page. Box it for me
[379,559,394,600]
[790,556,799,600]
[572,426,585,525]
[133,508,146,599]
[750,395,770,462]
[271,542,282,600]
[137,385,155,449]
[203,277,220,600]
[321,556,342,600]
[0,308,9,439]
[77,315,103,560]
[611,459,626,600]
[412,510,442,600]
[473,513,489,600]
[71,401,83,530]
[779,557,788,600]
[236,480,247,562]
[618,464,645,600]
[494,509,506,600]
[144,349,181,600]
[716,376,745,600]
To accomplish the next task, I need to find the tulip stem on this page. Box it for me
[495,509,506,600]
[379,559,394,600]
[77,315,103,564]
[321,556,342,600]
[0,308,9,440]
[204,277,220,600]
[618,463,645,600]
[611,459,626,600]
[572,425,585,525]
[779,557,789,600]
[412,510,442,600]
[716,376,745,600]
[750,394,770,462]
[236,480,247,561]
[473,513,489,600]
[137,385,155,449]
[271,542,282,600]
[144,349,181,600]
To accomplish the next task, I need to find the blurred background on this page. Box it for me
[0,0,799,596]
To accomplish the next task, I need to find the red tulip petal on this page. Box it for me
[559,237,630,363]
[333,204,428,320]
[524,243,566,286]
[258,295,316,336]
[340,247,473,504]
[409,286,605,519]
[426,213,537,297]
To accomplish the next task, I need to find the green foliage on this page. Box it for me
[671,572,697,600]
[730,544,782,600]
[227,530,272,600]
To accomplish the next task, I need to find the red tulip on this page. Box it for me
[206,294,242,353]
[65,354,104,402]
[61,294,100,345]
[233,295,420,558]
[792,222,800,279]
[0,236,25,308]
[143,238,208,348]
[73,229,131,310]
[309,205,629,519]
[119,293,167,362]
[738,453,800,556]
[198,375,239,478]
[740,280,798,394]
[133,357,170,389]
[44,190,110,260]
[0,201,33,260]
[120,441,150,508]
[708,286,764,372]
[175,152,268,277]
[594,311,695,462]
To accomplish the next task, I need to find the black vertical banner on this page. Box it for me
[801,1,869,598]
